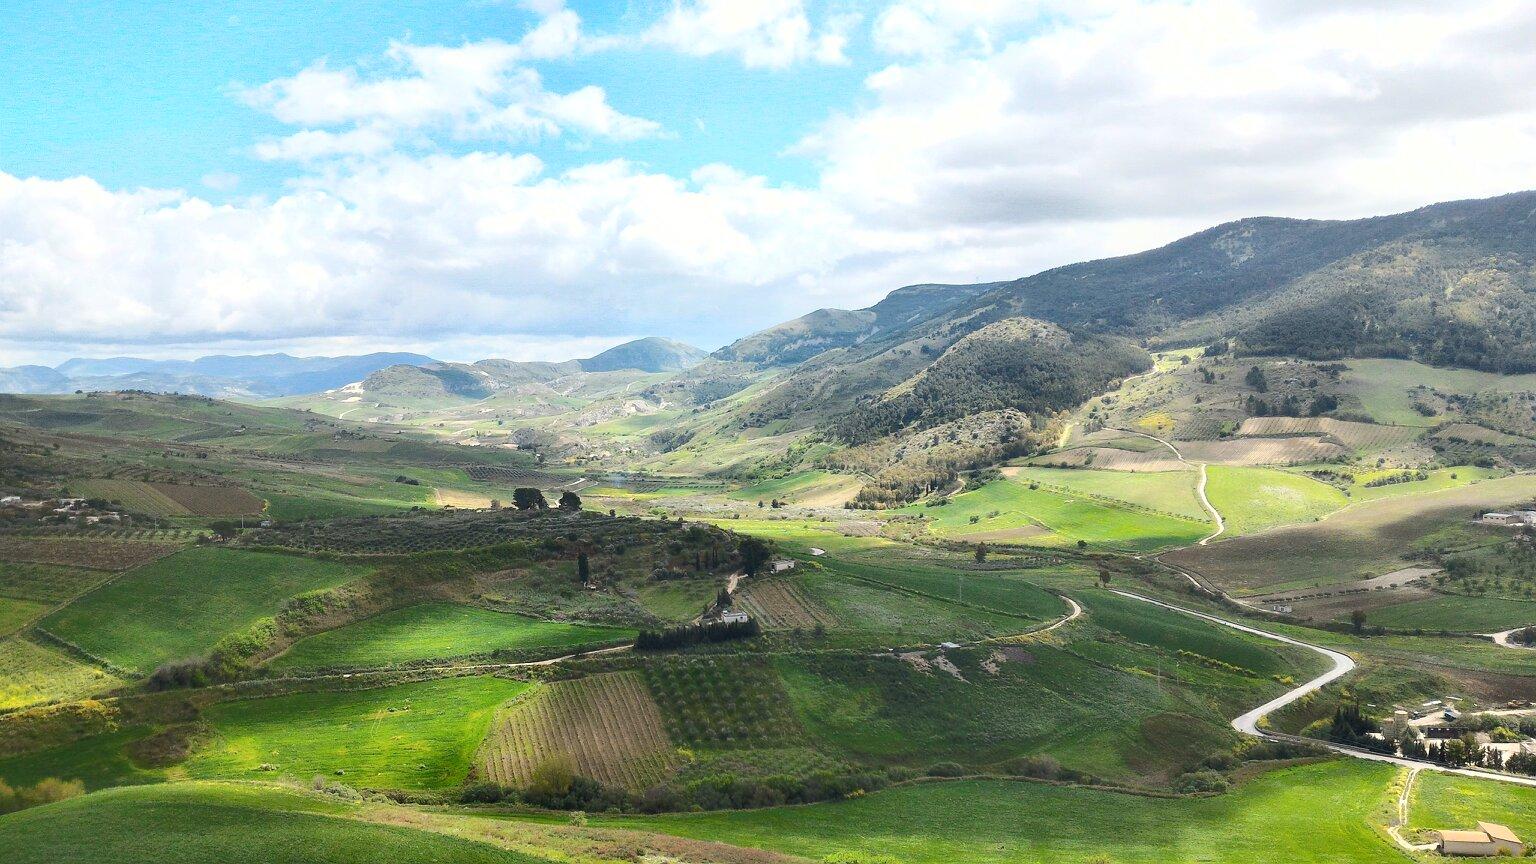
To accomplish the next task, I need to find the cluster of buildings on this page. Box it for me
[1478,510,1536,527]
[1,496,123,525]
[1437,822,1524,857]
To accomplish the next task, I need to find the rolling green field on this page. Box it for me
[1168,473,1536,593]
[1204,466,1347,536]
[0,597,46,636]
[608,761,1404,864]
[1410,769,1536,843]
[0,782,537,864]
[40,548,369,674]
[270,603,632,671]
[915,478,1209,552]
[187,676,527,789]
[1358,593,1536,631]
[727,471,863,506]
[1348,466,1503,503]
[1005,466,1207,520]
[0,638,123,710]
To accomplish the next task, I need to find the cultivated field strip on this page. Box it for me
[150,483,264,515]
[0,537,179,571]
[736,579,837,629]
[1236,417,1423,450]
[1178,437,1347,466]
[476,672,676,790]
[71,479,191,516]
[1031,446,1188,473]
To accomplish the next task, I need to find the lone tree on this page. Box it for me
[558,490,582,511]
[974,542,988,564]
[1350,608,1368,634]
[1098,570,1112,588]
[739,536,772,577]
[577,552,590,584]
[512,487,548,510]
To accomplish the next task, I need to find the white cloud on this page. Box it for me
[10,0,1536,363]
[238,6,658,159]
[644,0,852,69]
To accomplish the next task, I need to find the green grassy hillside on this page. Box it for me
[40,548,369,674]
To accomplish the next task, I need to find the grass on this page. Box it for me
[0,638,123,711]
[773,639,1252,780]
[605,761,1406,863]
[0,563,115,603]
[1005,466,1207,520]
[915,478,1209,552]
[0,782,539,864]
[1167,473,1536,594]
[1348,466,1503,503]
[0,726,165,791]
[186,676,528,789]
[1204,466,1348,536]
[0,598,47,636]
[1410,768,1536,843]
[1358,593,1536,632]
[727,471,863,507]
[40,548,368,674]
[270,603,632,671]
[634,579,719,621]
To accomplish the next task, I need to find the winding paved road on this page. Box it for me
[1111,589,1536,789]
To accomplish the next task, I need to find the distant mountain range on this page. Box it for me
[0,338,708,400]
[355,337,709,400]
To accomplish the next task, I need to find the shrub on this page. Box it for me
[925,762,968,777]
[1172,769,1230,794]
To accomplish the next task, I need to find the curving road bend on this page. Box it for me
[1111,589,1536,789]
[1111,428,1224,545]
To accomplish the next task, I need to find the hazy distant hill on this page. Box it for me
[353,337,706,402]
[579,337,707,373]
[0,352,436,399]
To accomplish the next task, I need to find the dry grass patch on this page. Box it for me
[1028,448,1187,473]
[476,672,675,791]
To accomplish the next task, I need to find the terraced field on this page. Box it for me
[476,672,675,790]
[41,548,368,674]
[270,603,631,671]
[0,638,122,710]
[187,676,527,789]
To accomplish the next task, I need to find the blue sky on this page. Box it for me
[2,1,1535,365]
[0,1,863,196]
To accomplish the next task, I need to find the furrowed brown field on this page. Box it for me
[150,483,264,515]
[476,672,676,791]
[1178,437,1347,466]
[736,579,837,629]
[0,537,178,570]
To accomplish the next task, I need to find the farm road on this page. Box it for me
[1110,428,1225,545]
[1111,589,1536,790]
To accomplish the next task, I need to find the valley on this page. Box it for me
[7,192,1536,862]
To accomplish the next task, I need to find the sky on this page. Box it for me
[4,0,1536,366]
